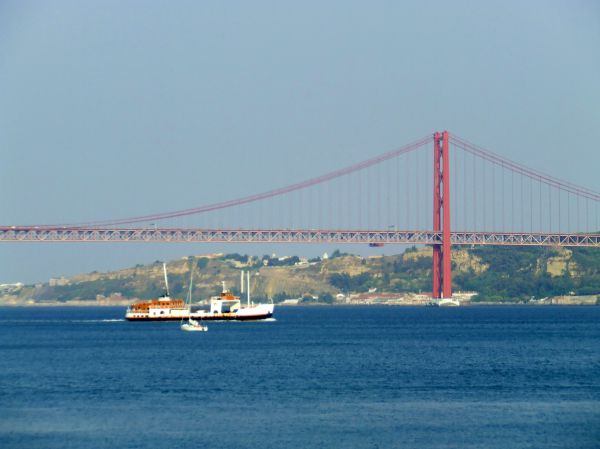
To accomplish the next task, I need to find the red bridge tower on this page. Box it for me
[432,131,452,299]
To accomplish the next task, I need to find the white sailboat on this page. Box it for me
[180,264,208,332]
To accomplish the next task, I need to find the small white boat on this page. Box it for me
[438,298,460,307]
[180,265,208,332]
[181,318,208,332]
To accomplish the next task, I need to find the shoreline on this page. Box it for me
[0,301,597,308]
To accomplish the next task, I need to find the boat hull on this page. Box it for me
[125,311,274,322]
[181,324,208,332]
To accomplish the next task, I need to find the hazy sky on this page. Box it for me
[1,1,599,283]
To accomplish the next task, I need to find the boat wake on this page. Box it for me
[72,319,126,323]
[200,317,277,323]
[235,317,277,323]
[1,318,126,324]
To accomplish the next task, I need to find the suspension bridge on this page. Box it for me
[2,131,599,298]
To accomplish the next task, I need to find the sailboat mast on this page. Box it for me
[241,270,244,294]
[187,265,194,305]
[247,271,250,307]
[163,263,170,297]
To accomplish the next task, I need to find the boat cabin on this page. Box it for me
[210,289,241,314]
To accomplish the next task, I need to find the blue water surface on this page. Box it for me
[0,305,599,449]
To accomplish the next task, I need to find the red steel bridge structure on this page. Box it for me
[2,131,599,299]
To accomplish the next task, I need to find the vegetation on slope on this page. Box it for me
[4,246,600,304]
[454,246,600,301]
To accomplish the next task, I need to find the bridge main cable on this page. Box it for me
[49,135,432,228]
[450,134,600,201]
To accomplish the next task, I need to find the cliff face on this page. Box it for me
[1,246,599,305]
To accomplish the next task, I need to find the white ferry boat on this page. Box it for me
[125,268,274,322]
[125,263,188,321]
[126,288,274,321]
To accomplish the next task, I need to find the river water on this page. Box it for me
[1,305,599,448]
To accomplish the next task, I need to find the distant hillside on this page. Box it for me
[1,246,599,305]
[454,246,600,302]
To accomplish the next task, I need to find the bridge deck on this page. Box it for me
[1,227,599,247]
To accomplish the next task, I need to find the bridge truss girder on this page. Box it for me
[0,227,599,247]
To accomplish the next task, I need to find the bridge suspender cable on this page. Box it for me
[52,135,432,227]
